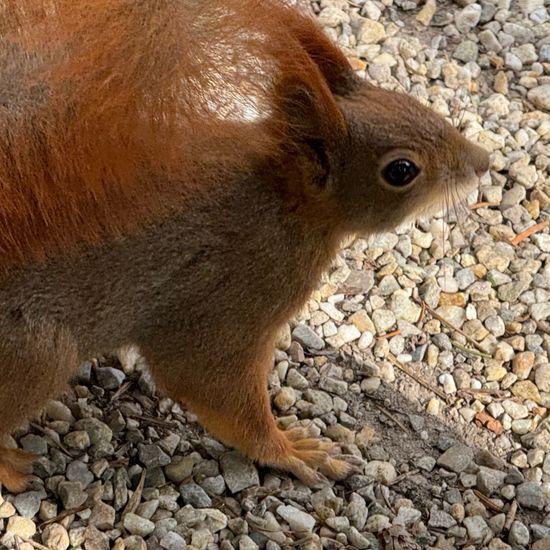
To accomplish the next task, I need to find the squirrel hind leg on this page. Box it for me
[147,346,357,487]
[0,447,36,493]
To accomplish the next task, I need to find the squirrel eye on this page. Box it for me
[383,159,419,187]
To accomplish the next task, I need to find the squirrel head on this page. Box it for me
[276,74,489,235]
[333,85,490,233]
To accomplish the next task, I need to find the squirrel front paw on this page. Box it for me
[264,425,359,487]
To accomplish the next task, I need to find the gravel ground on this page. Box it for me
[1,0,550,549]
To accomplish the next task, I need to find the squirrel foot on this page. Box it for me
[270,425,355,486]
[0,447,35,493]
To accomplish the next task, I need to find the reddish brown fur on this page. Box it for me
[0,0,349,267]
[0,0,489,491]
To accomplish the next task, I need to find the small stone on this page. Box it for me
[393,506,422,526]
[508,520,530,547]
[511,380,541,403]
[0,500,16,518]
[336,324,361,344]
[6,516,36,539]
[439,373,457,394]
[358,20,386,44]
[63,430,91,450]
[277,504,316,533]
[512,352,535,379]
[437,444,474,473]
[364,460,397,484]
[274,323,291,350]
[372,309,396,334]
[535,364,550,392]
[476,467,507,496]
[160,532,186,550]
[435,305,465,328]
[428,507,456,529]
[426,398,441,415]
[453,40,479,63]
[516,481,545,510]
[123,513,155,537]
[238,535,260,550]
[220,452,259,493]
[138,444,170,468]
[274,387,296,411]
[46,401,75,423]
[531,303,550,321]
[42,523,70,550]
[179,483,212,508]
[20,434,48,455]
[14,491,43,518]
[464,515,492,543]
[73,418,113,445]
[390,290,421,323]
[95,366,126,390]
[89,501,116,530]
[366,514,391,532]
[317,6,350,27]
[66,460,94,488]
[165,456,194,484]
[416,0,437,25]
[350,310,375,333]
[292,325,324,350]
[528,85,550,110]
[455,3,481,32]
[57,481,87,509]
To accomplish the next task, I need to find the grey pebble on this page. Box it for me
[437,444,474,473]
[179,482,212,508]
[221,451,260,493]
[95,366,126,390]
[13,490,44,518]
[123,512,155,537]
[292,324,324,350]
[516,481,545,510]
[138,444,171,468]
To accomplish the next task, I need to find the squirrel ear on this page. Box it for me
[275,75,346,191]
[277,75,346,145]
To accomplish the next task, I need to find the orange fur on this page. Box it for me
[0,0,347,268]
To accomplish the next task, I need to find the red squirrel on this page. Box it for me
[0,0,489,492]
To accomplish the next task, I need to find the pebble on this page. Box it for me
[277,505,316,533]
[57,481,88,509]
[220,452,259,493]
[516,481,545,510]
[292,324,324,350]
[179,482,212,508]
[95,366,126,389]
[123,513,156,537]
[437,445,474,473]
[42,523,70,550]
[364,460,397,484]
[528,85,550,110]
[508,520,530,547]
[14,491,43,518]
[6,516,36,539]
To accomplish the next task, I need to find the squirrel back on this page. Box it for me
[0,0,350,268]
